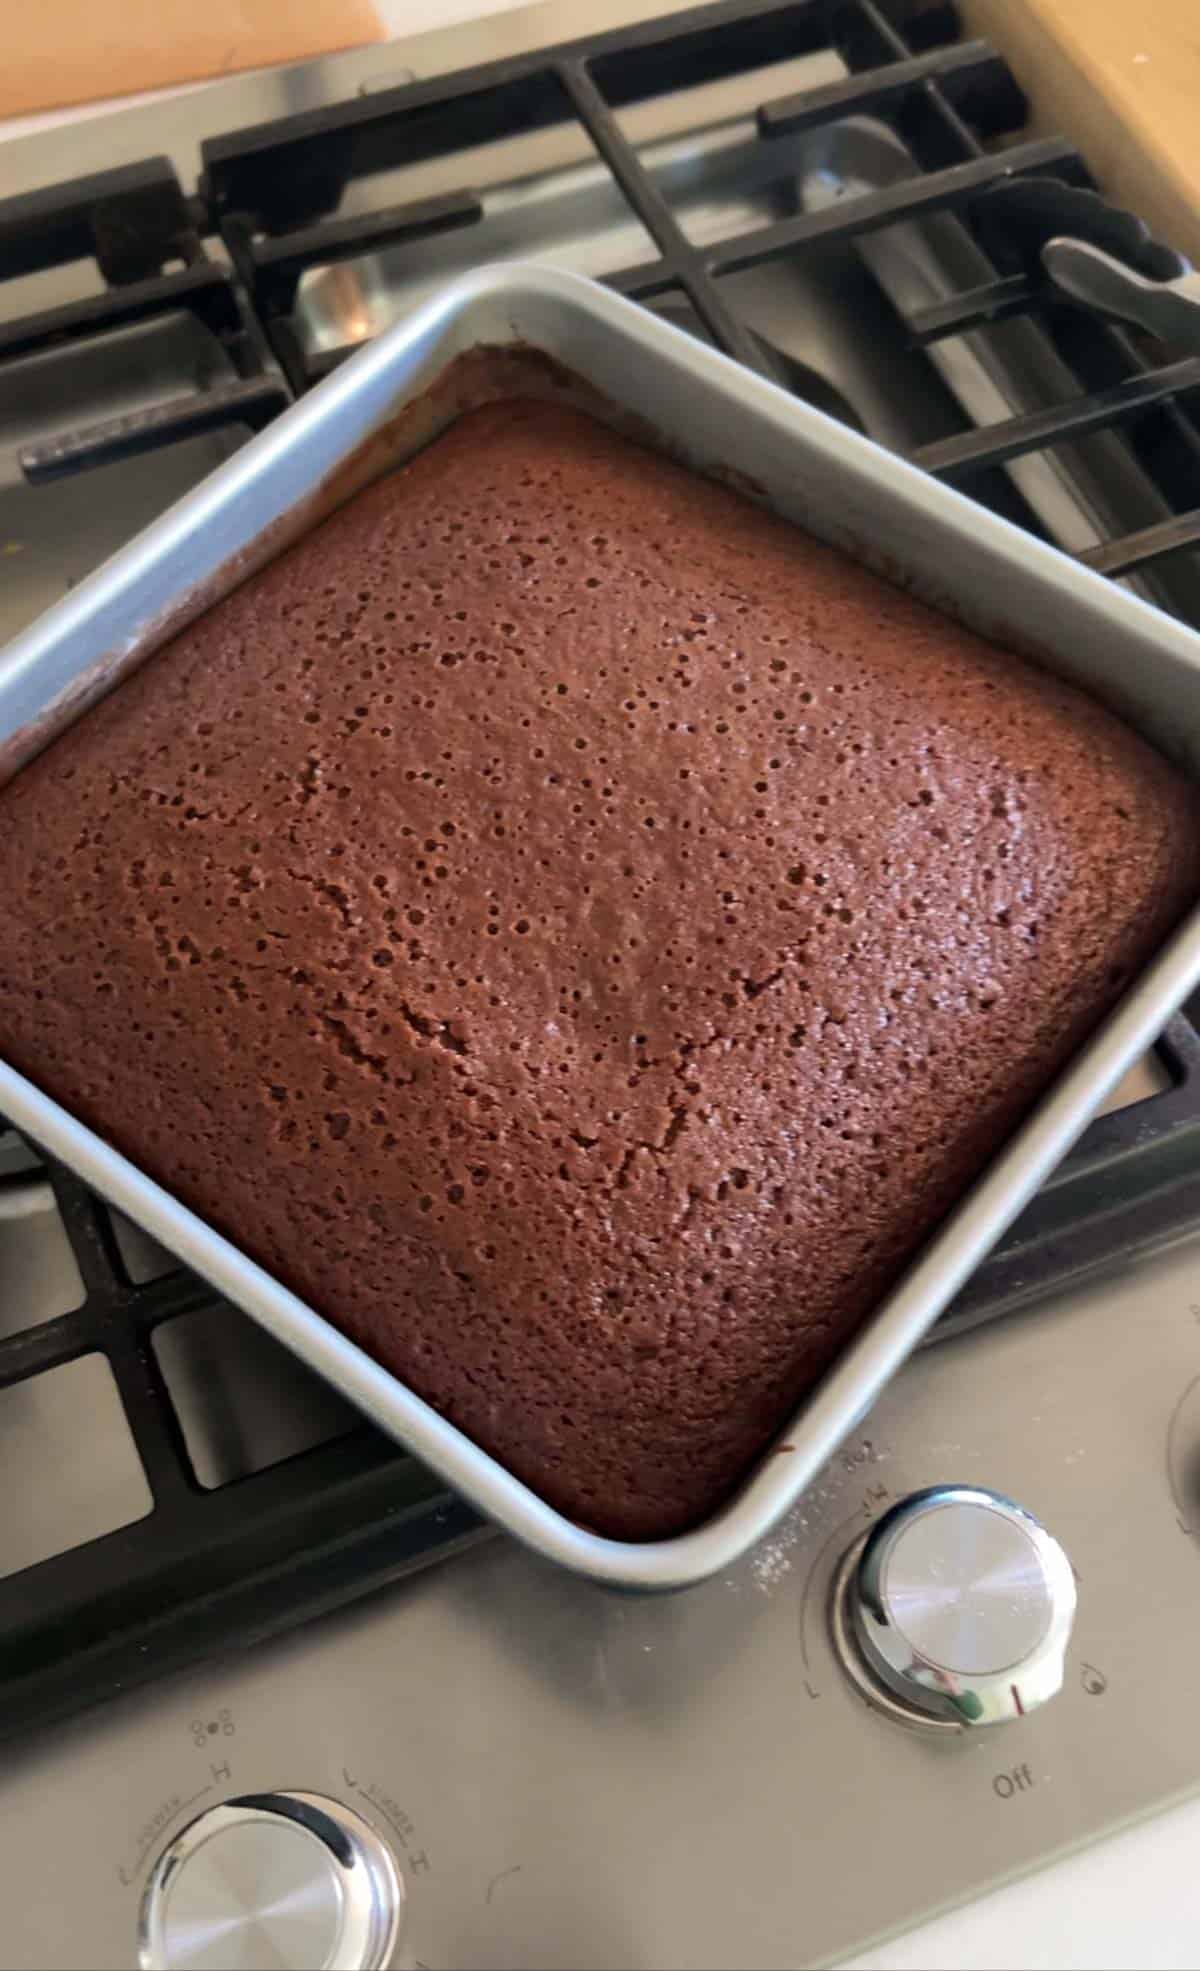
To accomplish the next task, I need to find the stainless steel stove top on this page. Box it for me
[3,6,1200,1966]
[5,1236,1200,1969]
[5,4,1200,649]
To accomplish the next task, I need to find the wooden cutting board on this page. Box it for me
[961,0,1200,263]
[1,0,385,119]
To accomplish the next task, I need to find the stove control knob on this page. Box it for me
[831,1485,1076,1729]
[138,1790,404,1971]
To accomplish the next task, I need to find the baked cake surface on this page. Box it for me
[0,398,1197,1537]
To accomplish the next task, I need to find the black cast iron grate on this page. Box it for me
[3,0,1200,1738]
[0,158,289,482]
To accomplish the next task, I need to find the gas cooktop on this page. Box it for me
[7,1242,1200,1970]
[2,3,1200,1965]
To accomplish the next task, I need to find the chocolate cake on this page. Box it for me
[0,397,1196,1537]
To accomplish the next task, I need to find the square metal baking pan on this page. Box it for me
[3,263,1200,1590]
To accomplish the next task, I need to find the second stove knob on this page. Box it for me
[832,1485,1076,1728]
[138,1790,404,1971]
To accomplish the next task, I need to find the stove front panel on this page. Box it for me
[2,1238,1199,1970]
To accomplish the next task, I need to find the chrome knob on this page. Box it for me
[832,1486,1076,1729]
[138,1791,404,1971]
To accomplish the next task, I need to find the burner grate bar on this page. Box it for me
[0,1306,106,1389]
[911,355,1200,478]
[199,0,821,223]
[604,259,682,300]
[0,1162,211,1394]
[557,59,691,260]
[757,37,1004,138]
[43,1164,124,1299]
[0,158,198,285]
[907,274,1044,343]
[842,0,1011,163]
[705,137,1085,273]
[0,1463,483,1741]
[0,262,243,365]
[107,1329,197,1508]
[18,375,290,485]
[238,191,485,320]
[558,59,776,380]
[0,1420,449,1648]
[1079,512,1200,578]
[0,1273,211,1390]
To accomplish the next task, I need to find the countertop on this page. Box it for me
[3,3,1199,1965]
[962,0,1200,264]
